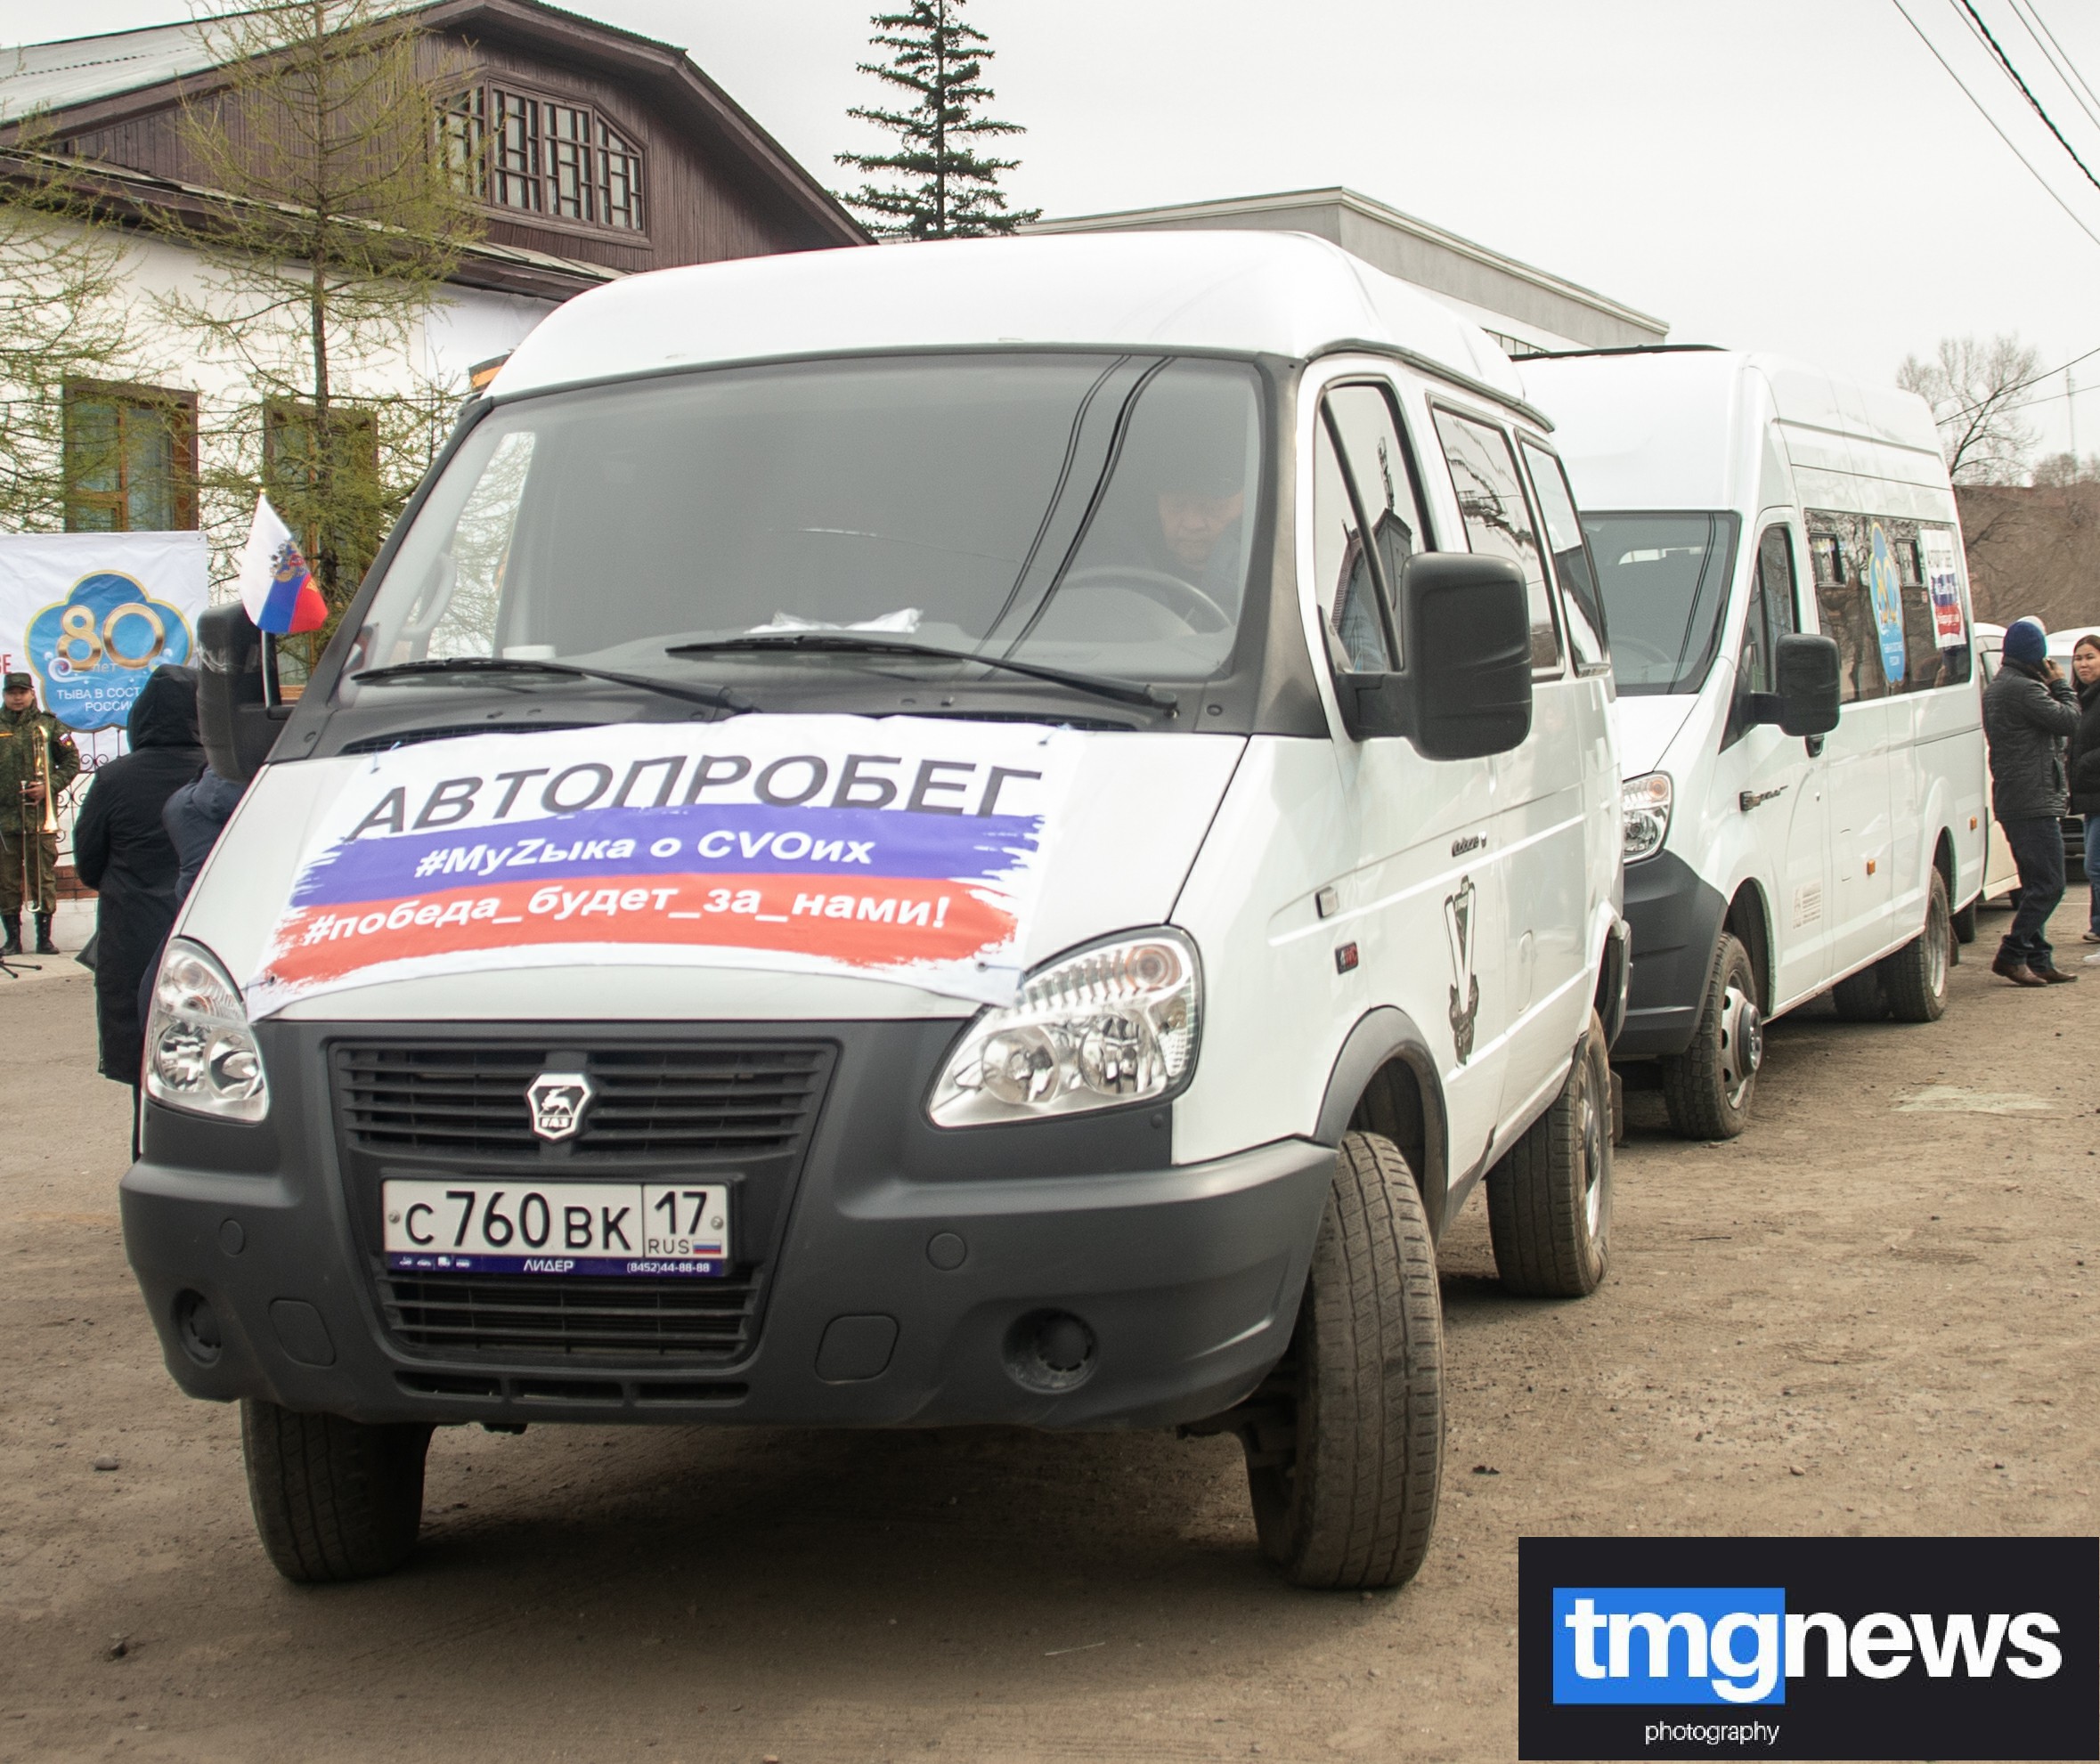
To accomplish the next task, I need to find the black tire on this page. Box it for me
[1881,868,1952,1022]
[1829,965,1888,1021]
[1658,933,1762,1140]
[1487,1012,1613,1297]
[1950,896,1977,945]
[240,1398,432,1584]
[1244,1131,1443,1589]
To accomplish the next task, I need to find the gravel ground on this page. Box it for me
[0,898,2093,1763]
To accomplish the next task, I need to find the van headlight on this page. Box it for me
[929,929,1201,1127]
[1623,771,1673,863]
[144,939,269,1122]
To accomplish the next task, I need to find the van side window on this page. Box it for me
[1726,524,1798,746]
[1808,510,1884,703]
[1310,405,1394,672]
[1519,440,1607,670]
[1741,524,1798,692]
[1807,508,1971,698]
[1430,407,1561,671]
[1325,384,1428,660]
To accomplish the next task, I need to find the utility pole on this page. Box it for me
[2070,366,2079,466]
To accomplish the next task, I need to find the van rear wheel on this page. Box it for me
[1659,933,1761,1139]
[1242,1130,1443,1589]
[1880,869,1951,1022]
[1487,1012,1613,1297]
[240,1398,431,1584]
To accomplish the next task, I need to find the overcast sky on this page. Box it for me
[7,0,2100,459]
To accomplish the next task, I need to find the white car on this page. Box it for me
[127,232,1629,1593]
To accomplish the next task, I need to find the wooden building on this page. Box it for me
[2,0,866,303]
[0,0,866,543]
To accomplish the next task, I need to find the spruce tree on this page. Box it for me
[836,0,1041,240]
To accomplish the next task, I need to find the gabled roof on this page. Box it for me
[0,21,220,118]
[0,0,865,255]
[492,230,1539,414]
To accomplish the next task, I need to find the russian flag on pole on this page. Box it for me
[234,494,329,635]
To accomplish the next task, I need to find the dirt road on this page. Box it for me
[2,901,2094,1763]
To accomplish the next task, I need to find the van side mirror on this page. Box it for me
[1339,552,1533,759]
[1752,631,1841,738]
[196,604,281,784]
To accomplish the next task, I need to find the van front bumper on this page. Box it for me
[120,1017,1333,1432]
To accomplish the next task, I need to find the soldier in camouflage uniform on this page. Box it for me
[0,671,80,955]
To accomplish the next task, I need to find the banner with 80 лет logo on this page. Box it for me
[1518,1537,2096,1760]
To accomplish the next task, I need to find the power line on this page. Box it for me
[2022,0,2100,134]
[2006,0,2100,138]
[1888,0,2100,251]
[1953,0,2100,193]
[1932,338,2100,426]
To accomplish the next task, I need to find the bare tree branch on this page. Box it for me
[1897,334,2040,485]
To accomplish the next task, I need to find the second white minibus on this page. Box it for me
[1525,347,1986,1138]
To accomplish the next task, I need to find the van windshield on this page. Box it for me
[353,354,1264,696]
[1577,511,1741,695]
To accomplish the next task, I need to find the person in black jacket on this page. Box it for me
[1984,618,2080,984]
[2070,632,2100,943]
[72,666,203,1087]
[163,765,245,902]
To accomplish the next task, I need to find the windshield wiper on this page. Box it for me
[352,656,753,715]
[663,632,1176,711]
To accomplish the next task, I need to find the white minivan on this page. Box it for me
[126,232,1628,1591]
[1523,347,1985,1137]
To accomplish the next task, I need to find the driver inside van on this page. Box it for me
[1120,418,1250,620]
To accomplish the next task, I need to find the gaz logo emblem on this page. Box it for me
[526,1070,594,1141]
[1445,876,1479,1065]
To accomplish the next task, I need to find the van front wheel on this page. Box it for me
[1659,933,1761,1139]
[1880,869,1952,1022]
[1243,1131,1443,1589]
[240,1398,432,1584]
[1487,1012,1613,1297]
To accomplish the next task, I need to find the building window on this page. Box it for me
[63,382,197,532]
[443,82,646,232]
[493,90,541,212]
[264,399,382,587]
[440,85,484,198]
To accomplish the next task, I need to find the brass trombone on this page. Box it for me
[28,719,57,835]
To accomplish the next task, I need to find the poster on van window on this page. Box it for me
[1866,522,1908,685]
[1922,526,1966,646]
[244,716,1079,1019]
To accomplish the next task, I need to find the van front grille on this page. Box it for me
[334,1041,832,1162]
[378,1268,762,1361]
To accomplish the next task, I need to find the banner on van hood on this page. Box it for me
[245,716,1078,1018]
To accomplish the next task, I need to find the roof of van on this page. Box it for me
[488,231,1534,409]
[1518,347,1946,508]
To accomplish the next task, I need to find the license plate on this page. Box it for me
[382,1179,731,1278]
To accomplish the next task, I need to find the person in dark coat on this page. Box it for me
[163,766,246,902]
[2070,632,2100,943]
[72,666,203,1086]
[1983,618,2080,985]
